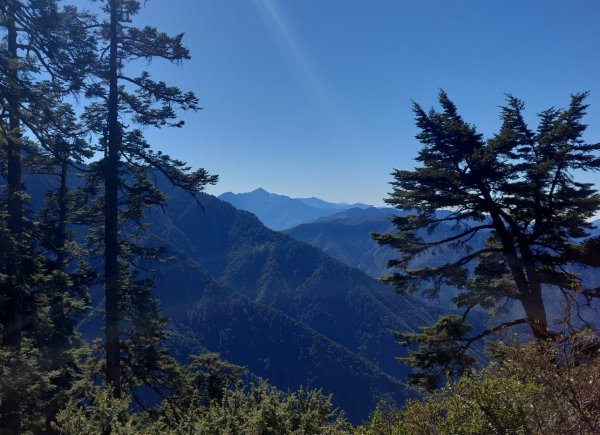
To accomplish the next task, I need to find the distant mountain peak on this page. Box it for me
[218,189,374,231]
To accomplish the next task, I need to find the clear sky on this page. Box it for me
[125,0,600,205]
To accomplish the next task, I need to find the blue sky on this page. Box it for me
[127,0,600,205]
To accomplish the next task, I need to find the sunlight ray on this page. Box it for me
[254,0,357,146]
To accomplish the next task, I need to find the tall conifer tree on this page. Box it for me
[84,0,217,397]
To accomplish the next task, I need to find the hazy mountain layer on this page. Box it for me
[218,188,369,230]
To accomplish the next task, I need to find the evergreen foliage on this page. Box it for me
[0,0,219,431]
[357,332,600,434]
[54,382,350,435]
[79,0,217,398]
[0,1,94,431]
[2,0,600,432]
[373,91,600,387]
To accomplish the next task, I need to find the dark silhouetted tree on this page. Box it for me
[373,91,600,389]
[83,0,217,398]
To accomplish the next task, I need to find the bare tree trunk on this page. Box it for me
[521,289,550,339]
[105,0,121,397]
[505,255,549,339]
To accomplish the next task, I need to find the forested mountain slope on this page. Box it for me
[285,207,400,278]
[150,252,409,422]
[27,174,439,423]
[148,186,436,377]
[143,187,443,422]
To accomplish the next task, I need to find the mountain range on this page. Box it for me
[22,175,435,422]
[37,183,597,423]
[218,188,370,230]
[284,203,600,324]
[286,206,600,274]
[141,184,443,422]
[188,189,599,421]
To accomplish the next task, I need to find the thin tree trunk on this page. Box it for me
[1,1,23,432]
[55,159,68,266]
[105,0,121,397]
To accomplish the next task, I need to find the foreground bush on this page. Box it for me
[52,332,600,434]
[357,332,600,435]
[54,382,351,434]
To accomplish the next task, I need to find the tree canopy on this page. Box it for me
[373,91,600,388]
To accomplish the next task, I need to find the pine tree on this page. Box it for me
[373,91,600,388]
[31,108,97,432]
[83,0,217,398]
[0,2,94,431]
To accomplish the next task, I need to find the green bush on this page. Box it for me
[357,332,600,435]
[54,382,350,434]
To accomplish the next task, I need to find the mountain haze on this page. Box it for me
[218,188,370,230]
